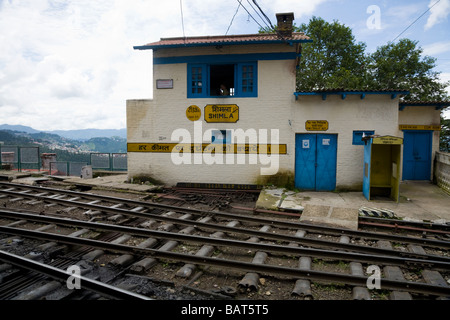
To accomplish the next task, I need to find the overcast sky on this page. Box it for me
[0,0,449,131]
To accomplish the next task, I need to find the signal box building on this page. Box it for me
[127,13,444,191]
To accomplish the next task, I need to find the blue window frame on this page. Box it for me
[237,63,257,97]
[188,64,207,98]
[211,130,231,144]
[188,62,257,98]
[353,130,375,145]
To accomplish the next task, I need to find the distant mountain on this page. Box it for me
[0,124,40,134]
[0,125,127,157]
[0,124,126,140]
[50,129,127,141]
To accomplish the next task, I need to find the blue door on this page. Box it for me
[402,131,432,180]
[295,134,337,191]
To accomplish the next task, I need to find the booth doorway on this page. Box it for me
[402,131,432,181]
[295,134,337,191]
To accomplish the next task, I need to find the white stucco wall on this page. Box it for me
[127,44,441,188]
[127,44,299,186]
[291,94,400,189]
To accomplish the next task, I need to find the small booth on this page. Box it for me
[363,135,403,202]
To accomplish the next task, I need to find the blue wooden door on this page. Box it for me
[295,134,317,190]
[402,131,432,180]
[295,134,337,191]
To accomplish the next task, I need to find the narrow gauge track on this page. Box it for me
[0,181,449,300]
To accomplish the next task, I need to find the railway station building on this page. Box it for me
[126,13,445,192]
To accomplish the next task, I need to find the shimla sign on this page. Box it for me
[204,104,239,123]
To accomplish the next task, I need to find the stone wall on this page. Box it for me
[435,151,450,195]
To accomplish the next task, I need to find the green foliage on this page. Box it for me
[367,39,449,101]
[259,17,450,102]
[81,136,127,153]
[256,170,295,189]
[441,115,450,152]
[294,17,368,91]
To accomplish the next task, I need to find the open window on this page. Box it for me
[188,62,257,98]
[210,65,235,97]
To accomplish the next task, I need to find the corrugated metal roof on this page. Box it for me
[399,100,450,110]
[134,32,311,50]
[295,89,409,94]
[399,101,450,106]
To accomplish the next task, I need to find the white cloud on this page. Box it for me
[423,41,450,56]
[0,0,329,131]
[425,0,450,30]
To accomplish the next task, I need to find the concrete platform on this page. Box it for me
[300,205,359,230]
[62,174,160,192]
[255,181,450,228]
[0,171,32,181]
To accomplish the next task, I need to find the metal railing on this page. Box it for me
[0,146,40,172]
[90,153,127,171]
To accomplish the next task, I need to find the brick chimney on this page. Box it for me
[276,12,294,37]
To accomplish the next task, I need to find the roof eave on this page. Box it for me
[294,90,410,101]
[134,39,312,51]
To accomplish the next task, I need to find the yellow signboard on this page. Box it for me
[399,124,440,131]
[305,120,328,131]
[373,136,403,145]
[204,104,239,123]
[127,143,286,154]
[186,105,201,121]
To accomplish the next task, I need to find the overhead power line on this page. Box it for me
[391,0,441,43]
[234,0,265,29]
[226,1,241,35]
[180,0,186,38]
[251,0,275,30]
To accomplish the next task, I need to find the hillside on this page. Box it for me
[0,127,127,162]
[0,124,127,140]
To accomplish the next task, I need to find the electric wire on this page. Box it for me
[180,0,186,39]
[235,0,265,29]
[391,0,441,43]
[246,0,270,29]
[251,0,275,30]
[226,1,241,35]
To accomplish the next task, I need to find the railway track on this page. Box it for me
[0,181,449,300]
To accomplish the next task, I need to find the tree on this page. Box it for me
[367,39,449,101]
[260,17,449,102]
[440,115,450,152]
[291,17,368,90]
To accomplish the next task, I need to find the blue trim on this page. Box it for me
[154,52,297,65]
[187,64,208,98]
[294,90,410,100]
[399,102,449,111]
[236,62,258,98]
[134,39,313,51]
[187,61,257,99]
[352,130,375,145]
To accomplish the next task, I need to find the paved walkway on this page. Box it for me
[256,181,450,229]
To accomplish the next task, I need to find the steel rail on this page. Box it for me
[1,209,449,270]
[1,182,448,249]
[0,225,449,297]
[0,189,449,261]
[0,250,152,300]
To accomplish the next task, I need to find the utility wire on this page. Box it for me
[246,0,270,29]
[252,0,275,30]
[391,0,441,43]
[226,1,241,35]
[235,0,265,29]
[180,0,186,39]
